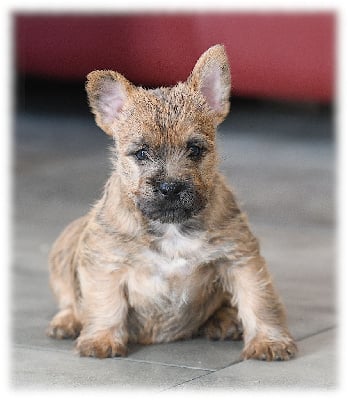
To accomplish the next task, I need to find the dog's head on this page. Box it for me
[86,45,231,224]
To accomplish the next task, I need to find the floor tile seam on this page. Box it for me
[160,370,215,392]
[13,326,336,375]
[13,343,72,354]
[295,325,336,342]
[192,325,338,376]
[12,343,215,372]
[160,355,247,391]
[121,357,216,372]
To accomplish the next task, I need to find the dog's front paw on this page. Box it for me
[242,335,297,361]
[76,330,128,358]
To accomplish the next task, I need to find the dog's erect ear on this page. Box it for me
[187,45,231,125]
[86,70,134,136]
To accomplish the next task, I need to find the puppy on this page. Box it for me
[47,45,297,361]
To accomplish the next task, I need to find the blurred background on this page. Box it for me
[15,13,334,101]
[12,13,336,388]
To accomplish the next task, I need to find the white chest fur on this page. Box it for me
[151,224,204,271]
[126,223,233,310]
[126,224,211,306]
[135,224,206,283]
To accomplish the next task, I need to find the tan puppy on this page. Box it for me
[47,45,297,361]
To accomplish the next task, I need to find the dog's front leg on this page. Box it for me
[223,255,297,361]
[75,266,128,358]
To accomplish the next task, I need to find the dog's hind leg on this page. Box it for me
[199,305,243,341]
[47,308,82,339]
[47,217,87,339]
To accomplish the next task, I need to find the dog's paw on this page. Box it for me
[47,309,82,339]
[76,330,128,358]
[242,335,298,361]
[200,306,243,341]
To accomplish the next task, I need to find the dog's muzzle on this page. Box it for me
[137,179,205,223]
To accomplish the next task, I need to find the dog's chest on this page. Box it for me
[149,224,205,273]
[125,224,227,343]
[126,225,219,307]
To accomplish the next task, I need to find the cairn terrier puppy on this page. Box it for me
[47,45,297,361]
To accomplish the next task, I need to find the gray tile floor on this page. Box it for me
[12,95,335,390]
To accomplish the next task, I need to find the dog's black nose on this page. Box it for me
[158,181,184,197]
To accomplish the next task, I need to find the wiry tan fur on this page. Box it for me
[47,45,297,361]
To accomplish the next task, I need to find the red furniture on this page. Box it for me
[15,13,334,102]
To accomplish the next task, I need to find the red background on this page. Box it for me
[15,13,335,102]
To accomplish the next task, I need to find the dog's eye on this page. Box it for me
[188,145,203,159]
[134,149,148,161]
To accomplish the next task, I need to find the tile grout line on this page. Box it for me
[14,325,336,377]
[13,343,215,372]
[161,358,246,392]
[295,325,336,342]
[13,343,72,354]
[161,325,338,390]
[118,357,216,372]
[160,370,215,392]
[210,325,338,373]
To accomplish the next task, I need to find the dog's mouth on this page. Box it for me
[141,206,198,224]
[137,193,206,224]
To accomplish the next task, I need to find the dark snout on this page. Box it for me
[138,178,206,223]
[157,180,186,199]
